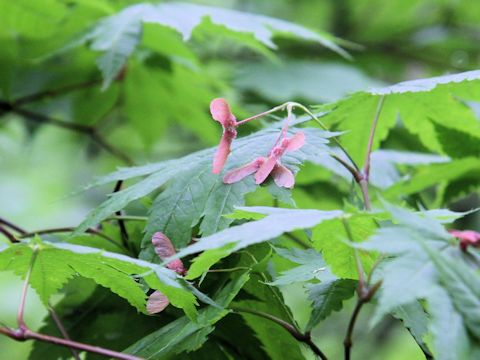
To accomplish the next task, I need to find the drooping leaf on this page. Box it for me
[306,278,356,330]
[235,60,384,103]
[75,126,335,254]
[171,206,343,280]
[427,286,470,360]
[359,202,480,356]
[312,213,378,279]
[369,149,449,189]
[391,301,431,356]
[384,157,480,199]
[124,272,250,359]
[421,242,480,337]
[316,70,480,167]
[30,281,161,360]
[232,247,304,360]
[269,247,328,286]
[0,241,197,317]
[68,2,348,87]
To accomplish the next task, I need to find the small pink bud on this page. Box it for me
[449,229,480,251]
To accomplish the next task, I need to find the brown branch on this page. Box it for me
[14,79,102,106]
[90,132,134,165]
[49,307,80,360]
[0,101,133,165]
[0,225,19,243]
[231,306,328,360]
[19,227,124,252]
[285,232,311,249]
[0,327,143,360]
[343,281,382,360]
[17,248,38,330]
[0,217,27,235]
[0,244,144,360]
[330,153,363,183]
[113,180,131,251]
[363,96,386,181]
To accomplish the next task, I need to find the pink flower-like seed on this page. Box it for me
[223,132,305,188]
[152,232,186,276]
[210,98,238,174]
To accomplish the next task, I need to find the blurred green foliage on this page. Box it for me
[0,0,479,359]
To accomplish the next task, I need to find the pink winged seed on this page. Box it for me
[254,132,305,185]
[213,132,235,174]
[210,98,238,174]
[284,132,306,151]
[224,157,266,184]
[254,155,278,185]
[151,232,186,275]
[146,290,170,314]
[210,98,236,125]
[271,163,295,188]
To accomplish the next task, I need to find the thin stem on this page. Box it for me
[90,132,134,165]
[359,179,371,211]
[17,248,38,329]
[236,103,288,125]
[344,299,364,360]
[0,226,19,243]
[0,326,143,360]
[0,101,133,165]
[363,96,386,180]
[230,306,327,360]
[207,266,250,273]
[246,251,299,331]
[49,307,80,360]
[341,218,366,291]
[113,181,130,251]
[236,101,361,176]
[329,153,363,183]
[11,107,94,134]
[297,104,360,173]
[285,232,311,249]
[20,227,124,252]
[105,215,148,222]
[0,217,27,234]
[343,281,382,360]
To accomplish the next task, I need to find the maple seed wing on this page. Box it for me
[271,164,295,188]
[223,157,265,184]
[146,290,170,314]
[210,98,235,125]
[254,156,277,184]
[285,132,306,151]
[151,232,187,274]
[213,134,233,174]
[152,232,176,259]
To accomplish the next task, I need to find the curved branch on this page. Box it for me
[0,101,133,165]
[0,327,143,360]
[230,306,328,360]
[0,217,27,234]
[19,227,124,252]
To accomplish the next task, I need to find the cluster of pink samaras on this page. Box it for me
[147,232,187,314]
[210,98,305,188]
